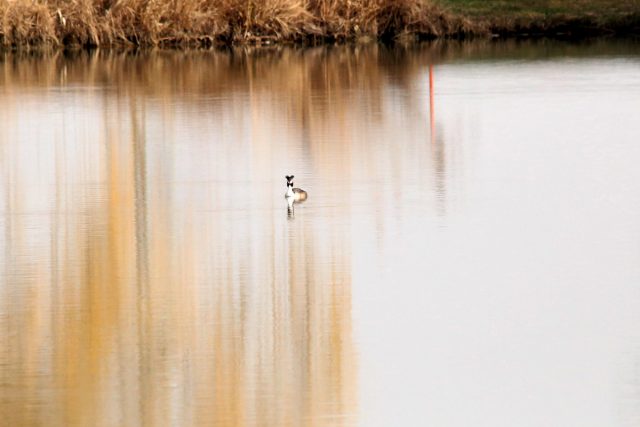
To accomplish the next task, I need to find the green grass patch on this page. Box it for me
[438,0,640,19]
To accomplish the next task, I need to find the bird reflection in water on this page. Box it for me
[286,197,308,219]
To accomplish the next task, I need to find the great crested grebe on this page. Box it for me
[285,175,307,202]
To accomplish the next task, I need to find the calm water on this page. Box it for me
[1,40,640,426]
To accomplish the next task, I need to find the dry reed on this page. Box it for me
[0,0,475,47]
[2,0,637,48]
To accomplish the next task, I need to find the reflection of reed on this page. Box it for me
[0,45,364,426]
[1,44,435,104]
[2,39,637,96]
[0,37,524,424]
[429,63,435,145]
[427,63,447,217]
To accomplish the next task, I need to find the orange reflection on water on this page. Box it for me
[0,48,374,426]
[3,40,640,427]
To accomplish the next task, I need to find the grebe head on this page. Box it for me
[285,175,294,198]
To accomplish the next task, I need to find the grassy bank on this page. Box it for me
[0,0,639,48]
[438,0,640,37]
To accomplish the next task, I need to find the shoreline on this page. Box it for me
[1,0,639,49]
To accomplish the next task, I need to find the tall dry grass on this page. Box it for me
[0,0,474,47]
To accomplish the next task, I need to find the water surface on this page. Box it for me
[1,40,640,426]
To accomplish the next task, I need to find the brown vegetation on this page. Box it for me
[0,0,475,47]
[0,0,639,48]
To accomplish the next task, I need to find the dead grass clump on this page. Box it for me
[367,0,478,38]
[308,0,477,40]
[1,0,57,46]
[307,0,369,38]
[102,0,176,45]
[217,0,317,42]
[55,0,100,46]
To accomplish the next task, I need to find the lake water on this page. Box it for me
[1,40,640,426]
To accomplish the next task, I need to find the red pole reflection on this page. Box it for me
[429,64,435,145]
